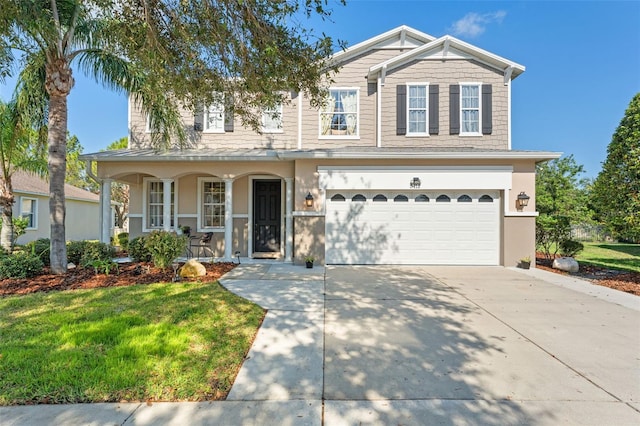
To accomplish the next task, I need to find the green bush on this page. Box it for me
[66,240,86,265]
[560,240,584,257]
[144,231,187,269]
[536,215,571,260]
[80,241,115,266]
[117,232,130,250]
[25,238,51,266]
[0,252,44,278]
[129,236,152,262]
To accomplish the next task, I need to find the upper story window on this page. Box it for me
[320,88,358,137]
[199,178,225,229]
[204,100,225,133]
[20,197,37,229]
[261,103,283,133]
[408,84,428,135]
[145,179,175,230]
[460,83,481,135]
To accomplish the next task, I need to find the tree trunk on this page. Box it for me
[46,59,74,274]
[0,176,14,252]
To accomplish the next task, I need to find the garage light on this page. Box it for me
[517,191,530,210]
[410,177,421,188]
[305,192,314,208]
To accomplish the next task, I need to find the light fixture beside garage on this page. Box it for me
[410,177,421,188]
[517,191,530,210]
[305,192,314,208]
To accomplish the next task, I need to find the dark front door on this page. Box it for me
[253,180,281,253]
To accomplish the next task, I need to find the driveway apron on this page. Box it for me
[323,265,640,425]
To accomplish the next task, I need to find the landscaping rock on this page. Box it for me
[179,259,207,278]
[553,257,579,273]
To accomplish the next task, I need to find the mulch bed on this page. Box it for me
[0,262,237,297]
[536,255,640,296]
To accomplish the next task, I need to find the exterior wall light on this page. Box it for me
[305,192,314,208]
[517,191,530,210]
[410,177,421,188]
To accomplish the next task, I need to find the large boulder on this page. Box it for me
[553,257,579,273]
[179,259,207,278]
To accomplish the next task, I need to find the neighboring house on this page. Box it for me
[81,26,561,266]
[11,170,100,244]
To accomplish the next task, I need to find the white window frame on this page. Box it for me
[460,82,482,136]
[20,197,37,230]
[204,95,225,133]
[261,103,283,133]
[197,177,226,232]
[407,82,429,136]
[142,177,175,231]
[319,87,360,139]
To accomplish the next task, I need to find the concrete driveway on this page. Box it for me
[324,265,640,425]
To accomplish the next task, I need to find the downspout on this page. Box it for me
[377,66,386,148]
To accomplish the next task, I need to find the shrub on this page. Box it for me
[129,236,152,262]
[66,240,86,265]
[560,240,584,257]
[0,252,44,279]
[25,238,51,266]
[85,259,119,275]
[144,231,187,269]
[80,241,116,266]
[536,215,571,260]
[117,232,130,251]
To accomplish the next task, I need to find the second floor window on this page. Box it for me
[204,101,225,133]
[408,84,428,135]
[320,88,358,137]
[262,103,283,133]
[461,84,480,135]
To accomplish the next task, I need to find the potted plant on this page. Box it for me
[518,256,531,269]
[179,225,191,236]
[304,256,315,269]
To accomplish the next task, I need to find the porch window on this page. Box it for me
[320,88,358,137]
[20,197,37,229]
[200,179,225,229]
[146,180,174,229]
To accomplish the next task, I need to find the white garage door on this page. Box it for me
[325,191,500,265]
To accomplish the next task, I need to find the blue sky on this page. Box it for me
[1,1,639,178]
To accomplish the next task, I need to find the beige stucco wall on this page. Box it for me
[293,216,325,265]
[503,216,536,267]
[14,194,100,244]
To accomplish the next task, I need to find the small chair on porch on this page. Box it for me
[188,232,214,259]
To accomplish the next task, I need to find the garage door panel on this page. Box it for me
[326,190,499,265]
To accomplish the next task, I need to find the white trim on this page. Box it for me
[292,211,325,217]
[505,212,539,217]
[232,213,249,219]
[128,213,143,218]
[406,82,430,136]
[459,82,482,136]
[376,77,382,148]
[319,87,360,139]
[127,95,132,145]
[19,196,38,230]
[196,176,225,233]
[507,77,512,150]
[297,92,303,149]
[177,213,197,218]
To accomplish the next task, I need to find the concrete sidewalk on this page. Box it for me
[1,263,639,425]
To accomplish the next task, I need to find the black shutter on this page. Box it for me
[194,105,204,131]
[482,84,492,134]
[224,96,234,132]
[396,84,407,135]
[449,84,460,135]
[429,84,439,135]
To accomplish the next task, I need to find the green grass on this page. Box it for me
[0,282,264,405]
[576,242,640,273]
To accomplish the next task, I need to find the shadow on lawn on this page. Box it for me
[593,243,640,258]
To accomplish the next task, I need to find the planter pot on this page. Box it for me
[518,261,531,269]
[305,261,314,269]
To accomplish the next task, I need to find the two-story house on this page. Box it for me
[82,26,560,266]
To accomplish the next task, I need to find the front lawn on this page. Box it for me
[0,282,264,405]
[576,242,640,273]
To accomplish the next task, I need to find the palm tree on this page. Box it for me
[0,98,47,252]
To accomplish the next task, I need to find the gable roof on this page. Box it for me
[367,34,526,82]
[329,25,436,65]
[11,170,99,203]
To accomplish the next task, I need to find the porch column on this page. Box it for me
[162,178,173,232]
[100,179,112,244]
[224,178,233,261]
[284,177,293,263]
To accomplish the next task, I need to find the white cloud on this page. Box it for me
[449,11,507,38]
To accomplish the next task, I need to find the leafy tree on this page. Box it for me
[536,155,592,224]
[105,137,128,227]
[591,93,640,242]
[0,0,342,273]
[66,133,99,192]
[0,98,46,252]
